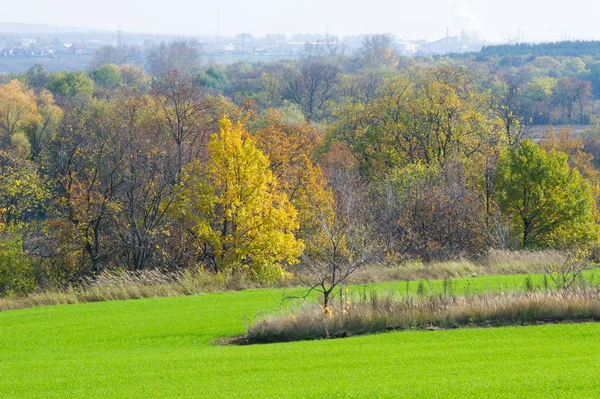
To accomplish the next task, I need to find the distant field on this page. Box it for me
[0,55,91,73]
[0,53,299,74]
[528,124,592,139]
[1,271,600,398]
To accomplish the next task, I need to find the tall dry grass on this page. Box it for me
[0,267,296,312]
[347,249,563,283]
[0,250,574,312]
[246,287,600,343]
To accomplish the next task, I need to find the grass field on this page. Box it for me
[0,55,92,73]
[2,272,600,398]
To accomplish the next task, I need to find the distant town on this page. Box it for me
[0,22,496,73]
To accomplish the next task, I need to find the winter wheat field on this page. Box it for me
[2,272,600,399]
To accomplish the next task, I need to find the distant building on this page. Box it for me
[416,31,485,55]
[20,38,37,47]
[264,34,286,44]
[397,41,418,55]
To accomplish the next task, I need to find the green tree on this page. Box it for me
[48,71,95,98]
[0,225,36,296]
[89,64,123,89]
[25,64,50,91]
[198,66,230,91]
[494,140,598,248]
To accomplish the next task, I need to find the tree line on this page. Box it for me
[481,41,600,58]
[1,39,600,296]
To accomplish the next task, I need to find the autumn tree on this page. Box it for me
[111,93,179,271]
[47,98,125,275]
[331,67,501,179]
[378,160,487,260]
[117,65,150,92]
[338,69,389,105]
[0,151,47,224]
[251,108,333,241]
[540,126,599,183]
[0,80,41,154]
[0,152,46,293]
[494,140,598,248]
[178,117,303,281]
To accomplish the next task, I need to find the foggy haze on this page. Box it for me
[2,0,600,42]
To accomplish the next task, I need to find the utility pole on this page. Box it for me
[117,25,124,47]
[217,11,220,39]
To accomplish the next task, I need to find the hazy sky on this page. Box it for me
[3,0,600,42]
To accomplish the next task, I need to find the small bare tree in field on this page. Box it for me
[302,169,381,308]
[547,246,591,289]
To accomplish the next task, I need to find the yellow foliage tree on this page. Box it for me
[180,117,303,281]
[0,80,41,154]
[252,109,334,240]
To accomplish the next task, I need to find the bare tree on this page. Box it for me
[113,94,181,271]
[494,74,529,147]
[90,45,138,69]
[547,245,591,289]
[146,42,200,79]
[357,34,399,69]
[376,160,487,261]
[303,35,345,59]
[302,168,381,307]
[48,99,125,275]
[153,71,213,177]
[282,60,340,122]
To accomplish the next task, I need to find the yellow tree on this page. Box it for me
[180,117,303,281]
[540,126,599,184]
[252,109,334,240]
[0,80,41,154]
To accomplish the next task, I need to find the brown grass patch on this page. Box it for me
[0,249,569,312]
[245,288,600,344]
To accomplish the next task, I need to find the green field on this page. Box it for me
[2,273,600,398]
[0,55,92,73]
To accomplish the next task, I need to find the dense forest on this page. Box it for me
[480,41,600,58]
[2,38,600,295]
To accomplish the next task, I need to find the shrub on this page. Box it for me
[0,230,36,296]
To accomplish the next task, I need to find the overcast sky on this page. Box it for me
[3,0,600,42]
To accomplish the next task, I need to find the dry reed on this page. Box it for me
[246,287,600,343]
